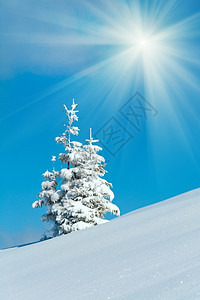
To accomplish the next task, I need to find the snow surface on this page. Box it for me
[1,189,200,300]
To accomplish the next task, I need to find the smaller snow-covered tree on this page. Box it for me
[55,128,120,234]
[81,129,120,221]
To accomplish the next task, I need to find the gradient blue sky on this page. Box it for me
[0,0,200,248]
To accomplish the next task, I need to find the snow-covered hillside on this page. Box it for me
[1,189,200,300]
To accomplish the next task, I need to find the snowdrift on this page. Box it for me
[1,189,200,299]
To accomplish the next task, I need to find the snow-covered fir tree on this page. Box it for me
[81,129,120,222]
[56,128,120,234]
[33,99,120,237]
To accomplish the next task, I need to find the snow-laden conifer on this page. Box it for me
[80,129,120,220]
[53,100,93,233]
[33,100,120,237]
[55,128,120,234]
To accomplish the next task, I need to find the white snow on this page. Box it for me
[60,168,73,180]
[1,188,200,299]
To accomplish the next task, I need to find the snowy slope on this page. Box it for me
[1,189,200,300]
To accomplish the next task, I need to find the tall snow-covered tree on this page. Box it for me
[33,100,84,236]
[33,99,120,237]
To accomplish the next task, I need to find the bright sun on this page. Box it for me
[131,33,156,55]
[138,38,148,47]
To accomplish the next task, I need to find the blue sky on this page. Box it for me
[0,0,200,248]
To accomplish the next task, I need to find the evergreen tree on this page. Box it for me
[80,129,120,222]
[33,99,120,237]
